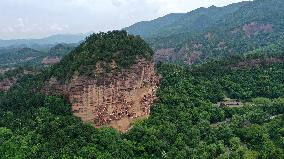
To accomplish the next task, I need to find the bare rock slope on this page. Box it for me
[43,59,159,132]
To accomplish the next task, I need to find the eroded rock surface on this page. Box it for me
[154,48,201,65]
[43,60,159,132]
[243,22,273,37]
[42,56,61,65]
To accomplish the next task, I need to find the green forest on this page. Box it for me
[0,48,43,67]
[126,0,284,64]
[1,0,284,158]
[50,30,154,81]
[0,51,283,158]
[0,43,75,69]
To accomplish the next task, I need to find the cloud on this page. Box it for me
[50,24,69,31]
[0,17,70,39]
[16,18,25,28]
[1,27,15,33]
[13,18,33,33]
[111,0,122,7]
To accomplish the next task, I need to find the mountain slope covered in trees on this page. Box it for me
[126,0,284,64]
[0,0,284,158]
[0,43,75,68]
[125,1,248,39]
[0,52,283,158]
[50,30,154,80]
[0,48,44,67]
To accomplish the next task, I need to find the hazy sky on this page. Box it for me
[0,0,245,39]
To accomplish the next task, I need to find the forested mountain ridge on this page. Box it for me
[124,13,184,38]
[126,0,284,64]
[125,1,248,39]
[50,30,154,80]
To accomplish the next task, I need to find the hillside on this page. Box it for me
[0,43,75,69]
[50,30,154,80]
[124,13,184,38]
[42,43,76,65]
[0,43,75,91]
[48,43,75,57]
[125,2,248,39]
[0,48,44,67]
[0,67,36,91]
[0,0,284,158]
[41,30,159,131]
[0,52,283,158]
[126,0,284,64]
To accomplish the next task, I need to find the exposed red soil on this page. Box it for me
[42,56,61,65]
[242,22,273,37]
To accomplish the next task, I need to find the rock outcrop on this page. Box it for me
[42,56,61,65]
[43,59,159,132]
[243,22,273,37]
[154,48,201,65]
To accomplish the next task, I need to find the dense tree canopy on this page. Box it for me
[51,30,154,81]
[127,0,284,64]
[0,53,283,158]
[1,1,284,158]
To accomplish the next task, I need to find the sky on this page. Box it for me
[0,0,245,39]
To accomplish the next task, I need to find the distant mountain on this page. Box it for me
[0,48,44,67]
[48,43,76,56]
[125,2,248,38]
[0,43,76,68]
[124,13,184,38]
[0,33,87,49]
[125,0,284,64]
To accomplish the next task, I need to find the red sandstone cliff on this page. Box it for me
[43,59,159,132]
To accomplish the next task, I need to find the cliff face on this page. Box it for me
[43,59,159,132]
[42,56,61,65]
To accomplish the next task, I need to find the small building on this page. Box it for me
[217,101,243,108]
